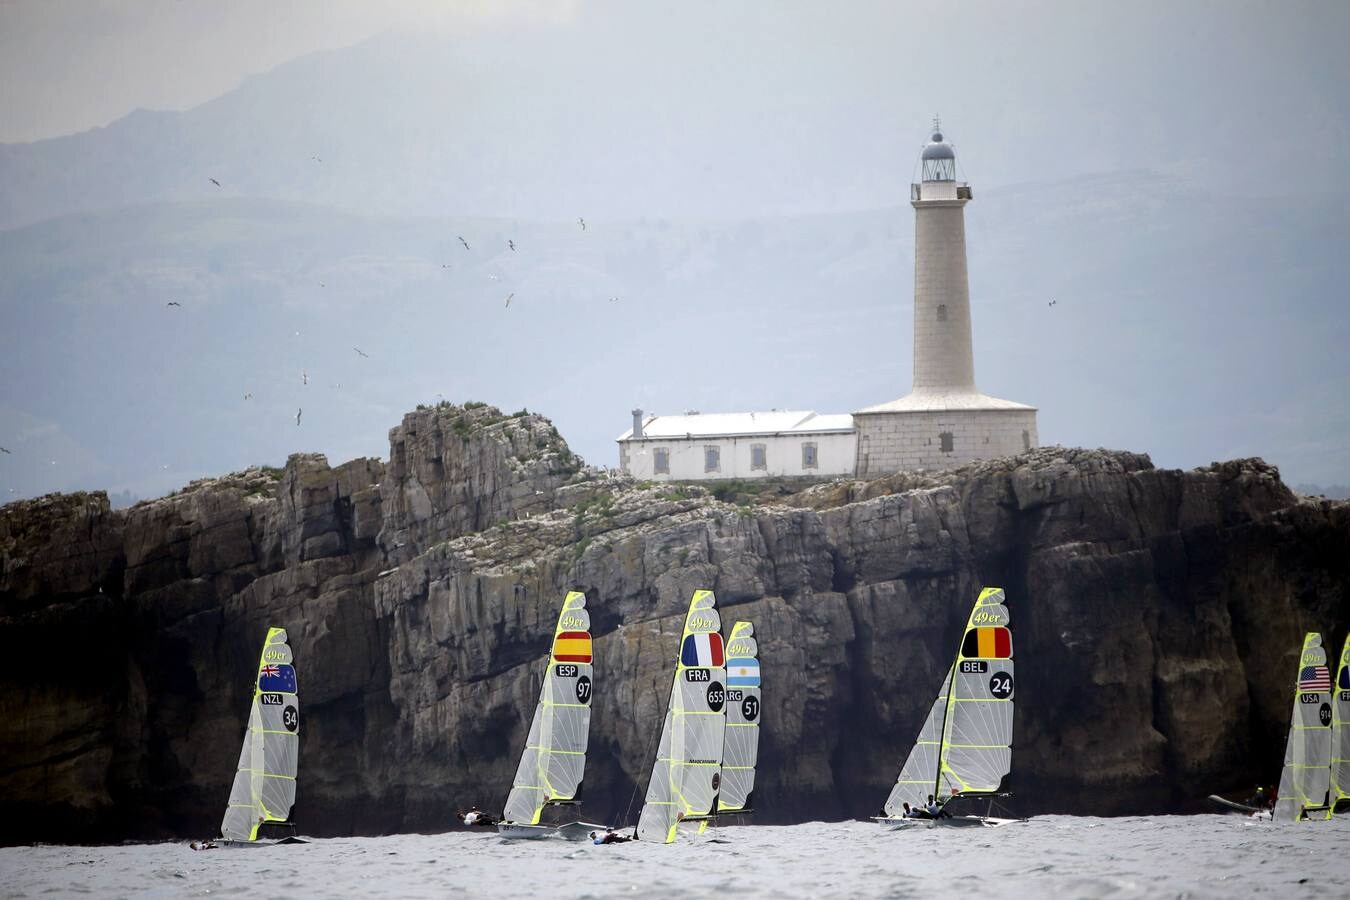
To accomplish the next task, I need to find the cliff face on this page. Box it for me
[2,404,1347,844]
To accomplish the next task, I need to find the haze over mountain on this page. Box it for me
[1,2,1347,501]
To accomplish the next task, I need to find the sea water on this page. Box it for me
[2,816,1347,899]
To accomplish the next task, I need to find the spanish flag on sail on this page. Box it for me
[553,631,592,663]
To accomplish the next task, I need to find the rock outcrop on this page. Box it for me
[2,406,1347,844]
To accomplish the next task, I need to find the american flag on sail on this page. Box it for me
[1299,665,1331,693]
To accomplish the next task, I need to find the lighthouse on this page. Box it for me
[852,119,1038,474]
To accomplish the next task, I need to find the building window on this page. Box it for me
[937,304,948,322]
[704,445,721,473]
[939,431,954,453]
[801,442,818,469]
[751,443,767,471]
[653,448,669,475]
[1022,430,1031,451]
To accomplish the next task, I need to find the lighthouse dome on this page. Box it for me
[920,124,957,182]
[921,131,955,160]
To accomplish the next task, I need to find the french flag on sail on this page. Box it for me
[681,633,725,668]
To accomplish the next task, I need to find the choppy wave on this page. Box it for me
[3,815,1347,899]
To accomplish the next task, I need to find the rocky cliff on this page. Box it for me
[2,403,1347,844]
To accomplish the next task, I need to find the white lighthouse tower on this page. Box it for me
[852,119,1038,474]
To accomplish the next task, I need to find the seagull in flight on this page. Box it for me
[487,274,500,281]
[296,408,302,426]
[458,236,470,250]
[609,296,620,303]
[166,301,181,307]
[441,263,452,269]
[209,178,221,187]
[0,446,10,454]
[354,347,369,358]
[311,156,322,163]
[302,370,308,385]
[243,393,252,400]
[578,217,586,231]
[1048,299,1057,307]
[504,293,514,308]
[508,240,516,251]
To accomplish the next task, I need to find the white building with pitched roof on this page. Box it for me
[617,409,856,480]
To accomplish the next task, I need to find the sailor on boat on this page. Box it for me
[461,806,498,827]
[590,827,634,845]
[189,840,218,851]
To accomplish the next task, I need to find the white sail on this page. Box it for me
[636,589,727,844]
[939,587,1014,799]
[881,587,1013,817]
[1275,632,1334,821]
[502,591,593,824]
[883,664,951,816]
[718,621,761,813]
[1333,635,1350,813]
[221,627,299,841]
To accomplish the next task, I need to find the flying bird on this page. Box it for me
[319,281,325,288]
[209,178,221,187]
[578,217,586,231]
[458,236,470,250]
[0,447,10,454]
[166,301,181,307]
[609,296,619,302]
[354,347,369,358]
[296,408,302,426]
[243,393,252,400]
[488,274,500,281]
[504,293,514,308]
[311,156,322,163]
[441,263,452,269]
[302,370,308,385]
[508,240,516,251]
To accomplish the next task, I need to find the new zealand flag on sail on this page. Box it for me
[258,663,298,693]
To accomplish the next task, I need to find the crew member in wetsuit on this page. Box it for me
[590,828,633,845]
[460,806,497,827]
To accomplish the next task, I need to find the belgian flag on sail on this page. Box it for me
[961,626,1012,660]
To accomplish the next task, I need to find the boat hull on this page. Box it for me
[496,821,607,842]
[873,815,1021,829]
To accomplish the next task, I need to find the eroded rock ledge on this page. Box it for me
[2,404,1347,843]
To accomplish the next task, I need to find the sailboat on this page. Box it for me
[716,621,761,818]
[876,586,1019,829]
[1332,634,1350,815]
[1275,632,1334,821]
[635,589,727,844]
[220,627,303,845]
[498,591,603,840]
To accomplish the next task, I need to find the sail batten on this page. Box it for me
[636,590,727,844]
[220,627,299,842]
[503,591,593,826]
[884,587,1014,818]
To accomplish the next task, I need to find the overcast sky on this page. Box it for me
[1,1,1348,500]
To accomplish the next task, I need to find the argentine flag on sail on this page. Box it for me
[726,657,760,687]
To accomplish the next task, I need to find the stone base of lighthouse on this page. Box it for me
[853,392,1038,476]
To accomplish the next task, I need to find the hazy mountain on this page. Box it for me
[1,169,1346,501]
[3,5,1348,230]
